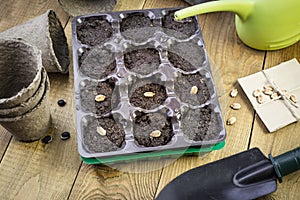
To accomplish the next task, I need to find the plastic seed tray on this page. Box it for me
[72,8,226,164]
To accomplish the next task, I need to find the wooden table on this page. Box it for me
[0,0,299,199]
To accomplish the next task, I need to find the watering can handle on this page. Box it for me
[174,0,254,21]
[269,147,300,183]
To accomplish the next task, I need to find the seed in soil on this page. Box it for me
[97,126,106,136]
[133,110,173,147]
[60,132,70,140]
[129,82,167,110]
[226,117,236,125]
[150,130,162,138]
[57,99,66,107]
[42,135,53,144]
[253,89,262,97]
[190,86,198,95]
[230,103,241,110]
[144,91,155,98]
[174,73,210,106]
[95,94,106,102]
[230,88,238,98]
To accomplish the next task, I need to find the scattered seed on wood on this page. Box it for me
[230,103,241,110]
[150,130,161,138]
[60,132,70,140]
[42,135,53,144]
[290,94,297,103]
[144,92,155,98]
[230,88,238,98]
[57,99,66,107]
[95,94,106,102]
[257,94,265,104]
[252,89,262,97]
[226,117,236,125]
[190,86,198,95]
[97,126,106,136]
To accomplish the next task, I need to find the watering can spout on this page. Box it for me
[174,0,254,21]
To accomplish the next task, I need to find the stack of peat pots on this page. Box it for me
[0,39,51,141]
[0,10,69,141]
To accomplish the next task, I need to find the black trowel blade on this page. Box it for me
[156,148,277,200]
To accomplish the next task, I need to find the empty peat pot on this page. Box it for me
[0,78,51,141]
[0,10,69,73]
[0,68,47,118]
[0,39,51,141]
[0,39,42,109]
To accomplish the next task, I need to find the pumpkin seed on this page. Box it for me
[252,89,262,97]
[290,94,297,103]
[230,88,238,98]
[230,103,241,110]
[150,130,161,138]
[97,126,106,136]
[190,86,198,95]
[144,91,155,98]
[95,94,106,102]
[226,117,236,125]
[257,94,265,104]
[263,88,273,95]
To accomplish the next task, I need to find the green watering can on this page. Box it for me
[175,0,300,50]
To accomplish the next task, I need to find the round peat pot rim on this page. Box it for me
[0,73,50,122]
[0,67,47,117]
[0,39,43,108]
[47,9,70,73]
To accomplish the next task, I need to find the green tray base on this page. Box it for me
[81,141,225,165]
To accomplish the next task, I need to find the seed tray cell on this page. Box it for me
[72,8,226,160]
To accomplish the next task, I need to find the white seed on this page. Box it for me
[257,94,265,104]
[263,85,274,91]
[226,117,236,125]
[144,92,155,98]
[97,126,106,136]
[95,94,106,102]
[252,89,262,97]
[271,92,280,100]
[190,86,198,95]
[230,88,238,98]
[150,130,161,138]
[290,94,297,103]
[263,88,273,95]
[230,103,241,110]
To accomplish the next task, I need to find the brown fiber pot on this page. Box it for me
[0,67,47,117]
[0,39,42,109]
[0,10,69,73]
[0,76,51,141]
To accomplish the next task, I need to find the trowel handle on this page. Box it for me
[269,147,300,183]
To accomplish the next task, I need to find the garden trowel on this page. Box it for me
[156,147,300,200]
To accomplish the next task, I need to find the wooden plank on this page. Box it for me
[0,0,69,31]
[154,10,266,197]
[251,42,300,200]
[69,161,166,199]
[0,127,11,161]
[114,0,146,11]
[0,0,83,197]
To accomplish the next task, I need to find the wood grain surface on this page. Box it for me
[0,0,299,199]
